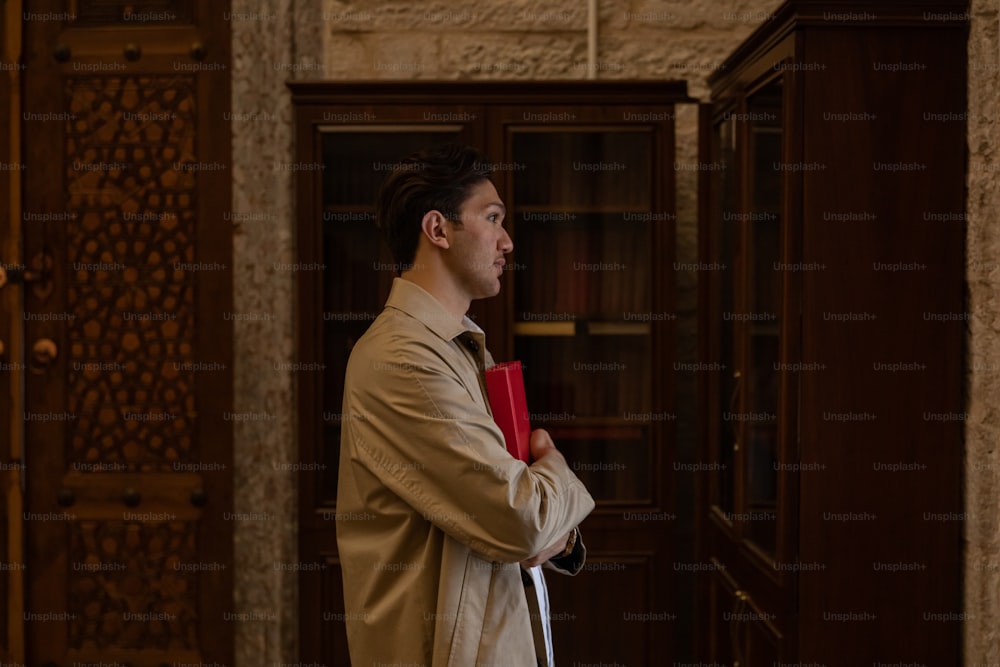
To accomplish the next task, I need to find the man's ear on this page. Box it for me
[420,210,451,250]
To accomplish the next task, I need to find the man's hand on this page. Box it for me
[520,531,572,568]
[528,428,557,461]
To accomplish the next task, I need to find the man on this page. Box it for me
[337,143,596,666]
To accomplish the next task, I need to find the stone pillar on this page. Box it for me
[230,1,311,665]
[965,1,1000,662]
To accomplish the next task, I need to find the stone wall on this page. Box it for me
[965,1,999,663]
[229,0,1000,664]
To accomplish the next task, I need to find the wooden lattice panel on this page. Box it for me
[69,520,199,649]
[64,76,198,471]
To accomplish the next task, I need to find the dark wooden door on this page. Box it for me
[17,2,233,664]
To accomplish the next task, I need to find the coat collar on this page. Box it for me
[384,277,479,343]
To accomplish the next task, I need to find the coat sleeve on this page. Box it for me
[342,335,595,564]
[545,530,587,575]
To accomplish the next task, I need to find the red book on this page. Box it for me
[485,361,532,463]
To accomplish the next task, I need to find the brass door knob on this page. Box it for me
[31,338,58,366]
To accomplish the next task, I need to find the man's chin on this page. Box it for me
[474,281,502,300]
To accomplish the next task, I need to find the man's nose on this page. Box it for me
[499,227,513,253]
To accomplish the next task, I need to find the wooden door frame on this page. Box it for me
[0,0,26,662]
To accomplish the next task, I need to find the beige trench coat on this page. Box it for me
[337,278,596,666]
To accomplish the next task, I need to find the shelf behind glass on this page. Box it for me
[511,130,653,209]
[556,436,652,503]
[321,129,462,207]
[515,334,652,420]
[514,212,652,320]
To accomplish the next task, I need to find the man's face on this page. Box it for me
[443,179,513,302]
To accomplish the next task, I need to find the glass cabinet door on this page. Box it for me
[711,110,739,518]
[706,76,785,559]
[741,77,783,555]
[494,105,680,667]
[508,128,659,503]
[320,127,465,498]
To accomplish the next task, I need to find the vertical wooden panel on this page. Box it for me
[698,4,966,664]
[797,24,965,665]
[0,1,26,662]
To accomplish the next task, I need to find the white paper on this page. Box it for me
[528,564,554,667]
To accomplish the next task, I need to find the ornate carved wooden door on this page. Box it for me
[12,2,233,664]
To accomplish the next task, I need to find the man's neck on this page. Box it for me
[398,271,470,322]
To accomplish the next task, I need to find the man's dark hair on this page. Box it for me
[375,143,495,267]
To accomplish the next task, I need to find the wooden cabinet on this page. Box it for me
[697,2,967,664]
[289,81,692,665]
